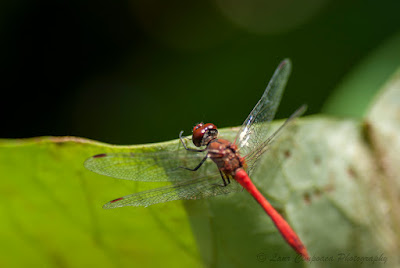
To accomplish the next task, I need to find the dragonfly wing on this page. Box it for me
[103,174,243,209]
[234,59,292,164]
[84,150,216,182]
[245,105,307,175]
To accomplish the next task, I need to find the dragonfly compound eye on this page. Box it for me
[192,123,204,132]
[192,123,218,147]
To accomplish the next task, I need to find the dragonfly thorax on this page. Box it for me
[192,123,218,147]
[207,139,246,176]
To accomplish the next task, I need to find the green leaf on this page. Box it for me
[2,72,400,267]
[0,138,202,267]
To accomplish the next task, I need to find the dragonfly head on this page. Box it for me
[192,123,218,147]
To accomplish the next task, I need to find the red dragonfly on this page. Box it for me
[85,59,309,260]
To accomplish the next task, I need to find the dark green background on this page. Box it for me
[2,0,400,144]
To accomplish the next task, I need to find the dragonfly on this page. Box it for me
[84,59,309,260]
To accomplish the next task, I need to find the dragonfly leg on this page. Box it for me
[179,154,208,171]
[211,170,230,187]
[179,131,207,152]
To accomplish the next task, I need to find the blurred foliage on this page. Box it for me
[1,0,400,144]
[323,32,400,117]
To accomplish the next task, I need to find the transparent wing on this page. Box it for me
[245,105,307,175]
[103,174,243,209]
[84,149,215,182]
[234,59,292,159]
